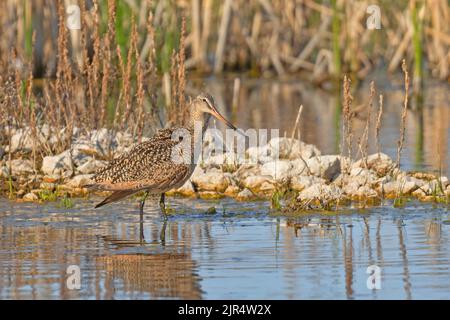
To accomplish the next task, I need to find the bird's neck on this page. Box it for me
[189,109,211,138]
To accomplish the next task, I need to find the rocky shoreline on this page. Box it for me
[1,127,449,210]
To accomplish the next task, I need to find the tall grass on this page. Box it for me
[0,1,447,83]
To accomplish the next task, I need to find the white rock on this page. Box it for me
[23,192,39,201]
[71,129,118,161]
[224,185,240,195]
[398,176,426,188]
[233,164,261,181]
[174,180,196,195]
[260,160,292,180]
[379,181,400,194]
[10,129,33,152]
[349,167,378,186]
[412,188,427,198]
[245,145,275,164]
[67,174,93,188]
[0,166,9,177]
[90,128,118,156]
[342,181,361,196]
[290,159,307,176]
[11,159,34,175]
[71,142,94,167]
[291,175,326,192]
[298,183,343,201]
[354,185,378,198]
[41,150,73,175]
[243,175,276,192]
[375,175,393,185]
[381,179,418,194]
[76,158,107,174]
[115,132,138,155]
[116,131,135,146]
[419,178,449,195]
[353,153,394,174]
[431,177,449,188]
[306,155,341,181]
[202,151,243,170]
[267,137,321,160]
[9,126,54,152]
[191,169,230,192]
[236,188,254,201]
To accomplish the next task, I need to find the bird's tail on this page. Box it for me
[95,190,137,208]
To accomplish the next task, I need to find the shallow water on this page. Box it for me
[0,197,448,300]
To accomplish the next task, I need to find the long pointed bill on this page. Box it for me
[210,108,237,130]
[210,108,247,137]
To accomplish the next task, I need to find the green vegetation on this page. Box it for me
[38,190,58,202]
[59,193,74,209]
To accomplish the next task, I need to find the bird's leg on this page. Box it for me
[139,191,149,214]
[139,191,149,244]
[160,219,167,245]
[139,215,145,244]
[159,193,167,220]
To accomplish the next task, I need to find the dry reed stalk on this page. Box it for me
[396,59,409,168]
[169,50,178,125]
[342,74,354,163]
[167,15,187,126]
[290,105,303,141]
[43,79,62,154]
[177,16,187,125]
[361,81,375,168]
[26,32,38,174]
[78,0,88,75]
[56,0,73,129]
[87,0,102,128]
[121,18,138,129]
[113,45,125,127]
[134,29,145,140]
[291,105,311,175]
[99,0,117,126]
[144,5,159,125]
[428,0,448,80]
[99,51,111,126]
[231,77,241,114]
[375,94,384,158]
[191,0,201,65]
[200,0,212,68]
[214,0,233,74]
[12,50,24,123]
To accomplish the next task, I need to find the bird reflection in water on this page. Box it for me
[98,219,205,299]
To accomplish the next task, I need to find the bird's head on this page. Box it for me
[193,93,237,130]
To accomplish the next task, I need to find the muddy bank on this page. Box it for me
[1,127,449,210]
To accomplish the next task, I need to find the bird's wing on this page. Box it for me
[88,128,191,191]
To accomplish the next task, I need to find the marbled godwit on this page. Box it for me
[87,93,237,219]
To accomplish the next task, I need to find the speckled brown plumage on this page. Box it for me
[91,127,193,192]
